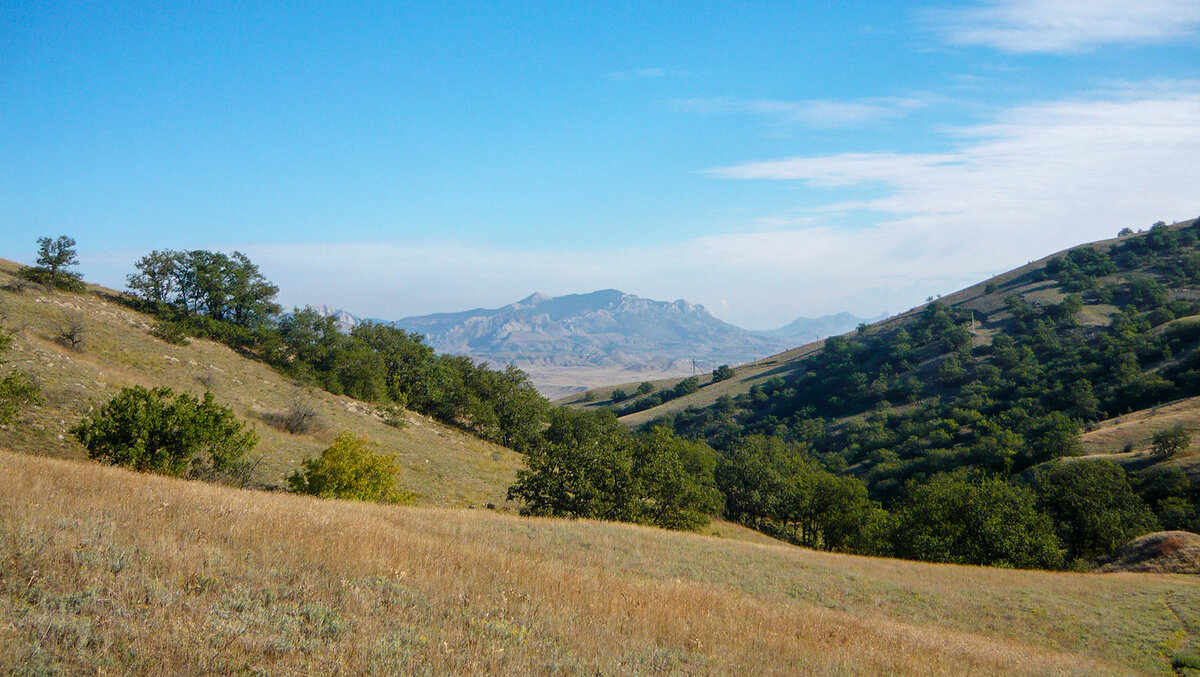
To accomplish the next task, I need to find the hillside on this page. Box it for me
[578,220,1200,466]
[0,259,522,507]
[3,450,1198,675]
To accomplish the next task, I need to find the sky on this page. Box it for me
[2,0,1199,329]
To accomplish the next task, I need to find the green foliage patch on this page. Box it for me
[288,432,413,503]
[72,386,258,481]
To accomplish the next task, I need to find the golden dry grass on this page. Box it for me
[4,451,1199,675]
[1100,531,1200,575]
[0,259,522,506]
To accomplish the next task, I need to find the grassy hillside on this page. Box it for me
[579,220,1200,477]
[565,225,1178,431]
[3,450,1199,675]
[558,340,827,426]
[0,259,522,507]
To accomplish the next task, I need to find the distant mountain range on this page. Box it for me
[761,311,890,344]
[310,291,884,396]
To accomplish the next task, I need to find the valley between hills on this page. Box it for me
[3,220,1200,675]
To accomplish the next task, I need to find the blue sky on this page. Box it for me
[3,0,1200,328]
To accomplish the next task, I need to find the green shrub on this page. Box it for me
[1174,652,1200,671]
[150,321,191,345]
[711,365,735,382]
[0,329,41,424]
[1151,425,1190,459]
[72,386,257,480]
[288,433,413,503]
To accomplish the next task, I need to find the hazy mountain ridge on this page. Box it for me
[389,290,780,393]
[761,311,890,344]
[309,292,881,395]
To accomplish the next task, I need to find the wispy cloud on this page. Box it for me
[177,85,1200,330]
[928,0,1200,53]
[672,96,932,130]
[703,84,1200,313]
[607,68,693,81]
[82,84,1200,331]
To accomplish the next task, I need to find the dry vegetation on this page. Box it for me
[0,259,522,506]
[4,451,1199,675]
[1101,531,1200,575]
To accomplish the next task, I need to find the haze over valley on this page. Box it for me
[314,291,883,396]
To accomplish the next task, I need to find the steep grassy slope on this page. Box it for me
[0,259,522,506]
[572,221,1200,475]
[562,236,1116,425]
[3,451,1198,675]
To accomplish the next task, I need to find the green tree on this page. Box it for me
[126,250,179,305]
[507,410,720,531]
[636,381,655,395]
[225,251,281,327]
[673,376,700,397]
[23,235,84,290]
[0,329,41,425]
[72,386,257,479]
[1022,412,1083,468]
[629,427,722,530]
[288,432,412,503]
[1027,459,1158,561]
[891,474,1064,569]
[712,364,735,382]
[716,435,880,551]
[1151,425,1190,459]
[351,323,436,405]
[508,409,635,521]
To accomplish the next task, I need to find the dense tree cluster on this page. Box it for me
[127,249,281,329]
[718,435,884,552]
[508,410,722,531]
[651,220,1200,566]
[616,376,702,416]
[125,251,549,452]
[72,386,258,482]
[891,473,1064,569]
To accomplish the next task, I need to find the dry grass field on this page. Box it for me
[3,451,1199,676]
[0,259,522,506]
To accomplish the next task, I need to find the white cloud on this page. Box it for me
[672,96,931,130]
[929,0,1200,53]
[701,86,1200,319]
